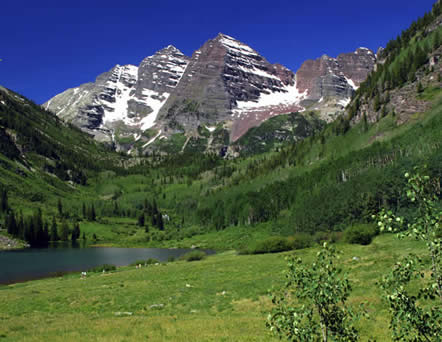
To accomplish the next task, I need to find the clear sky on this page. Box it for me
[0,0,437,104]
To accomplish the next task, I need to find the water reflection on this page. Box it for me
[0,245,213,284]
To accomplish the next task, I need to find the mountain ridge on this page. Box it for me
[44,33,376,154]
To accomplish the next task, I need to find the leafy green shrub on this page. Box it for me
[167,256,176,262]
[268,243,361,341]
[287,233,314,250]
[130,258,159,266]
[312,231,330,244]
[344,224,378,245]
[88,264,116,273]
[375,170,442,340]
[249,236,292,254]
[179,250,206,262]
[311,231,343,244]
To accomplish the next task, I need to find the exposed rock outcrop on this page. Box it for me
[44,34,377,153]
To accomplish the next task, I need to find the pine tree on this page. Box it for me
[113,201,119,216]
[363,113,369,132]
[373,93,381,112]
[137,213,145,227]
[57,199,63,216]
[6,211,17,236]
[24,219,35,245]
[17,212,24,240]
[157,213,164,231]
[0,188,8,213]
[433,30,441,51]
[50,216,59,241]
[88,204,96,221]
[72,222,80,242]
[42,221,49,245]
[414,46,427,69]
[60,220,69,241]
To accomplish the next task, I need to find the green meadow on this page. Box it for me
[0,234,429,341]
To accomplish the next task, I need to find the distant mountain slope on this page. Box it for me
[44,34,376,154]
[345,2,441,128]
[0,86,120,202]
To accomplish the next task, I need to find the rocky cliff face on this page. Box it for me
[44,34,376,153]
[296,48,376,122]
[44,47,189,145]
[158,34,306,142]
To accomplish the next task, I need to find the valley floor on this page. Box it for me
[0,234,428,341]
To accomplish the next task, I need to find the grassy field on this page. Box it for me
[0,234,428,341]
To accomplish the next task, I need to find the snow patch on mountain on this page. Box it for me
[344,76,358,90]
[100,65,139,126]
[205,125,216,132]
[143,129,162,148]
[232,80,307,117]
[338,98,351,107]
[139,90,170,130]
[218,34,255,54]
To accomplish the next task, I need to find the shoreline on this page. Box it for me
[0,233,30,250]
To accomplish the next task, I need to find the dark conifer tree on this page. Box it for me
[113,201,119,216]
[0,188,8,213]
[50,216,59,241]
[137,213,145,227]
[60,220,69,241]
[24,219,35,245]
[6,211,17,235]
[157,213,164,231]
[72,222,80,242]
[43,221,49,245]
[90,204,96,221]
[57,199,63,216]
[17,212,24,240]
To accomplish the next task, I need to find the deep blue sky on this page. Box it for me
[0,0,437,104]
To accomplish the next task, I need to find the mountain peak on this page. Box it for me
[157,45,185,56]
[355,47,374,55]
[215,32,235,40]
[213,33,256,54]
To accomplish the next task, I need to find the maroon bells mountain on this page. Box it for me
[44,34,377,154]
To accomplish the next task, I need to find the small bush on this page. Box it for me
[287,233,314,250]
[130,258,159,266]
[180,250,206,262]
[249,236,292,254]
[344,224,378,245]
[312,231,330,244]
[312,231,344,244]
[145,258,159,265]
[167,256,176,263]
[88,264,116,273]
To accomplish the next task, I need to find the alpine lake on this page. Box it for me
[0,243,213,284]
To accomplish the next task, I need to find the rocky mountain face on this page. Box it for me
[44,34,377,154]
[296,48,377,122]
[45,46,189,144]
[346,11,441,129]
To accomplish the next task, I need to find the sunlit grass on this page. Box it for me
[0,234,428,341]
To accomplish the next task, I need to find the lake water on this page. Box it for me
[0,244,212,284]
